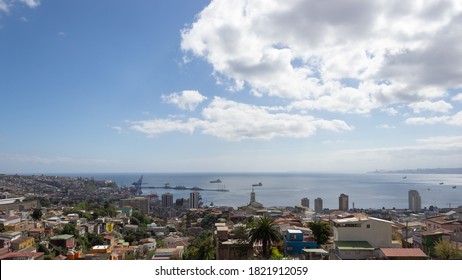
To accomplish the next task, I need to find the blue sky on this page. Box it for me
[0,0,461,173]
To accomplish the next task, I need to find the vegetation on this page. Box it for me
[31,208,43,220]
[434,239,462,259]
[249,216,282,259]
[308,221,331,245]
[270,247,283,260]
[183,231,216,260]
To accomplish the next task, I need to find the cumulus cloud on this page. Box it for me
[161,90,207,111]
[408,100,453,113]
[405,111,462,126]
[131,97,353,141]
[453,93,462,102]
[181,0,462,113]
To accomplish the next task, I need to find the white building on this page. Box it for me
[333,216,399,248]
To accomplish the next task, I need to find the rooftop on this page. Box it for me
[380,248,427,258]
[51,234,74,240]
[334,241,374,251]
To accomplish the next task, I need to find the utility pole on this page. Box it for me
[405,220,409,248]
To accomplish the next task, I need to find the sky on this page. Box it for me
[0,0,461,174]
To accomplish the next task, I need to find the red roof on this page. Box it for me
[0,252,44,260]
[380,248,427,258]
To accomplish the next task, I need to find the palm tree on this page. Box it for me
[249,215,281,259]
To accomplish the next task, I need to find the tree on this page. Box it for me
[32,209,43,220]
[270,247,283,260]
[183,231,216,260]
[434,239,462,259]
[308,221,331,245]
[249,216,282,259]
[61,223,78,238]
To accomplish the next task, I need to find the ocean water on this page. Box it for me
[64,172,462,210]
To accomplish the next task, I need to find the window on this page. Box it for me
[366,224,371,228]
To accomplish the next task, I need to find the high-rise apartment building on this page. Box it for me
[189,191,200,209]
[120,197,150,214]
[408,190,421,211]
[339,193,349,211]
[161,192,173,208]
[315,197,323,213]
[301,197,310,208]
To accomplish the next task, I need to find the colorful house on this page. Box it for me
[11,236,35,251]
[283,229,317,256]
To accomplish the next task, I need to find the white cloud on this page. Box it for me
[20,0,40,8]
[161,90,207,111]
[405,116,450,125]
[408,100,453,113]
[381,107,399,116]
[130,118,203,136]
[131,97,353,141]
[182,0,462,114]
[453,93,462,102]
[1,0,40,13]
[405,111,462,126]
[376,124,396,129]
[201,97,352,140]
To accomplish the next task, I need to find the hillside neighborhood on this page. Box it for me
[1,174,461,260]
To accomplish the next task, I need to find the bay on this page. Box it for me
[60,172,462,210]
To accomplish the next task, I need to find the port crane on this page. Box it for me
[132,175,144,195]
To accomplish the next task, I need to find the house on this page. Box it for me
[283,229,317,256]
[215,225,253,260]
[378,248,428,260]
[301,248,329,260]
[138,238,157,253]
[4,220,29,232]
[0,251,44,260]
[50,234,75,250]
[414,228,453,257]
[111,247,137,260]
[426,215,462,242]
[91,245,111,254]
[121,224,139,233]
[0,231,22,249]
[332,216,399,248]
[80,223,95,234]
[0,216,21,226]
[66,249,82,260]
[333,241,375,260]
[11,236,35,251]
[75,226,86,236]
[28,227,45,241]
[152,246,184,260]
